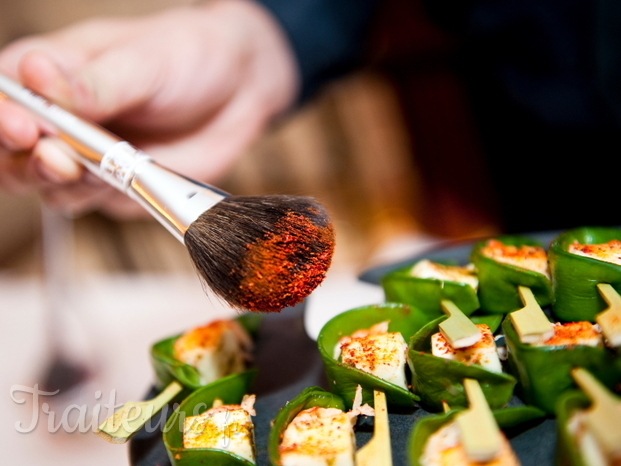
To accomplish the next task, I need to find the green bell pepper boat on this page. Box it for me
[549,226,621,322]
[268,386,348,466]
[408,405,546,466]
[555,390,591,466]
[381,261,479,320]
[471,236,553,314]
[317,303,425,410]
[502,317,621,415]
[163,370,258,466]
[408,315,516,413]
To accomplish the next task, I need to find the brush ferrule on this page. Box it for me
[126,158,227,242]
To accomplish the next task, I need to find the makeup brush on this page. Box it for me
[0,73,335,313]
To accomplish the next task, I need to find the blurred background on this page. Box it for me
[0,0,500,464]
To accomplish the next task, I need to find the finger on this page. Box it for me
[0,99,40,151]
[142,86,266,182]
[30,137,83,184]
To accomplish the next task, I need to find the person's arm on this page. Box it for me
[0,0,299,218]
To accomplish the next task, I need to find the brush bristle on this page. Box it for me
[184,195,335,313]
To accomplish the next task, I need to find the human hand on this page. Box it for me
[0,0,299,218]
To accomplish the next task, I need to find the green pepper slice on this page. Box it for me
[408,405,546,466]
[502,317,621,415]
[163,370,258,466]
[268,386,347,466]
[151,314,263,391]
[555,390,591,466]
[549,226,621,322]
[408,316,516,412]
[317,303,424,410]
[381,262,479,320]
[471,236,553,314]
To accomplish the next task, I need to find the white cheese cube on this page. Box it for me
[536,322,603,347]
[410,259,478,290]
[174,319,252,385]
[183,396,256,463]
[279,407,355,466]
[431,324,502,373]
[339,332,409,389]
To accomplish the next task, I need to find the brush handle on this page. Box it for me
[0,72,118,174]
[0,72,226,241]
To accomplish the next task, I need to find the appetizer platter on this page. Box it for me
[127,227,621,466]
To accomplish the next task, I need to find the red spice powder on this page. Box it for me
[237,210,335,312]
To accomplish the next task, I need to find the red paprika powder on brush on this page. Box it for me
[186,195,335,313]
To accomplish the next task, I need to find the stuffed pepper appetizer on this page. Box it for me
[182,395,257,463]
[382,259,480,320]
[502,314,619,415]
[317,303,423,410]
[471,237,553,314]
[151,314,260,391]
[411,379,521,466]
[556,368,621,466]
[269,386,374,466]
[550,227,621,346]
[163,370,258,466]
[408,306,515,412]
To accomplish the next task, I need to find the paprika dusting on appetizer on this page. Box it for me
[568,239,621,266]
[173,319,253,385]
[237,210,335,313]
[481,239,550,278]
[183,395,257,463]
[335,321,409,390]
[534,321,603,347]
[420,419,521,466]
[278,386,373,466]
[410,259,478,290]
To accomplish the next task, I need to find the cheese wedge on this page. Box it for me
[481,240,550,279]
[183,395,256,463]
[420,420,520,466]
[337,324,409,389]
[279,406,356,466]
[410,259,478,290]
[174,319,253,385]
[431,324,502,373]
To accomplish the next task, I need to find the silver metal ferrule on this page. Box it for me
[98,142,227,241]
[0,72,227,242]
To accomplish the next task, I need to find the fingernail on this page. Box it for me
[33,138,82,182]
[33,156,68,183]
